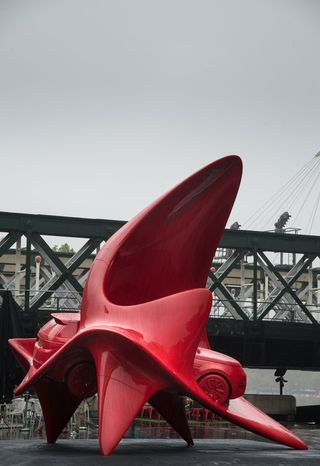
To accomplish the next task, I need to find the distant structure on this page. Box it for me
[230,221,241,230]
[274,212,291,233]
[242,150,320,234]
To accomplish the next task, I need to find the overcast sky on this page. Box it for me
[1,0,320,237]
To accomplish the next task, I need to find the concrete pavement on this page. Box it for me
[1,438,320,466]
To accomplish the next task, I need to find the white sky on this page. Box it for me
[1,0,320,236]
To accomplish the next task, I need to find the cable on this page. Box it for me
[287,156,320,212]
[294,161,320,223]
[243,157,317,229]
[307,191,320,234]
[263,157,320,230]
[243,158,314,228]
[259,157,319,230]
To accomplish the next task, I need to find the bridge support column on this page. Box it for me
[14,237,21,304]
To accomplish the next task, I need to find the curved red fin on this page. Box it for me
[81,156,242,326]
[9,338,37,371]
[119,289,212,375]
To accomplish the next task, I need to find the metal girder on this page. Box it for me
[29,235,102,312]
[257,252,317,322]
[0,232,22,256]
[0,270,25,289]
[2,210,320,254]
[256,254,310,323]
[24,232,32,311]
[2,211,320,323]
[211,287,247,320]
[208,270,249,320]
[253,251,258,320]
[0,211,124,239]
[212,249,247,282]
[31,233,84,293]
[39,266,81,311]
[220,229,320,254]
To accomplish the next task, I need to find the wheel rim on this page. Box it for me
[198,374,230,404]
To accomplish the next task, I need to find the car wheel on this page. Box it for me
[198,373,230,405]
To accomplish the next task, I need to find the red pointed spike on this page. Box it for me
[225,396,308,450]
[185,378,308,450]
[89,341,165,455]
[150,390,193,446]
[35,378,81,443]
[98,375,148,455]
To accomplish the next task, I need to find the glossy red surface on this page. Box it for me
[9,156,307,455]
[198,373,230,404]
[193,347,247,401]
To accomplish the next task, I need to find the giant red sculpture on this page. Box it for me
[9,156,307,455]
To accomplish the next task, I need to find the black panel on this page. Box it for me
[265,339,313,368]
[207,318,320,370]
[209,336,245,364]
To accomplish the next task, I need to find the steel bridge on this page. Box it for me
[1,211,320,369]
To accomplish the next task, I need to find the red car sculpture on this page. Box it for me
[194,344,247,405]
[9,156,307,455]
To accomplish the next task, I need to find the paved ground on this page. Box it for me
[2,438,320,466]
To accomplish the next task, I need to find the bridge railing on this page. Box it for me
[3,287,320,325]
[2,289,81,313]
[209,297,320,323]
